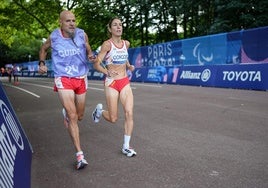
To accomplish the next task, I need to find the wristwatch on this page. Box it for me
[39,60,45,65]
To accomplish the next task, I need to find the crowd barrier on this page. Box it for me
[87,63,268,90]
[9,26,267,91]
[11,62,268,91]
[128,26,268,67]
[0,82,33,188]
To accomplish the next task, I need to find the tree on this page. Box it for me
[0,0,62,63]
[0,0,268,64]
[0,40,11,67]
[211,0,268,33]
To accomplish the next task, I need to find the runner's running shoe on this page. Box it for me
[76,155,88,170]
[92,104,103,123]
[122,147,137,157]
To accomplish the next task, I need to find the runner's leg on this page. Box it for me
[120,84,134,136]
[102,87,119,123]
[75,93,86,121]
[58,89,82,152]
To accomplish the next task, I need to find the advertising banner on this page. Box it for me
[128,41,182,68]
[0,83,33,188]
[128,26,268,68]
[177,66,217,86]
[129,64,268,90]
[181,34,228,65]
[215,64,268,90]
[130,66,181,84]
[14,26,268,91]
[130,68,147,82]
[87,69,105,80]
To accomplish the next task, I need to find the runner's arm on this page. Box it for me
[84,33,95,60]
[93,41,110,75]
[125,40,135,71]
[39,36,51,62]
[38,37,51,73]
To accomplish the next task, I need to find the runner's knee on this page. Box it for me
[125,109,133,120]
[109,115,118,123]
[68,112,78,121]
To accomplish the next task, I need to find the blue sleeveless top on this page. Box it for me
[51,28,89,77]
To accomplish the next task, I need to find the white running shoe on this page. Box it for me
[122,147,137,157]
[76,157,88,170]
[92,104,103,123]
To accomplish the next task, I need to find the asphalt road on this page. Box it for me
[1,77,268,188]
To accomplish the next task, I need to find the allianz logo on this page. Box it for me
[180,69,211,82]
[180,69,261,82]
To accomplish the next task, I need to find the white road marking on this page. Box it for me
[88,87,104,91]
[3,83,40,98]
[20,82,54,89]
[89,82,136,89]
[23,82,105,91]
[131,83,162,88]
[4,79,139,96]
[89,82,103,86]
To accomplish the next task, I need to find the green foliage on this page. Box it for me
[0,0,267,65]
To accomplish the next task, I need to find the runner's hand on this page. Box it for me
[39,65,47,74]
[88,54,96,62]
[128,65,135,72]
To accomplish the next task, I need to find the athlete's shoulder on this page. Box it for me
[123,40,130,48]
[102,40,112,49]
[50,28,61,40]
[74,28,86,41]
[104,39,112,45]
[51,28,60,36]
[75,28,85,37]
[75,27,85,33]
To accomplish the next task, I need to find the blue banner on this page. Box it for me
[128,26,268,67]
[128,41,182,67]
[129,66,181,84]
[240,27,268,63]
[215,64,268,90]
[14,26,268,91]
[128,64,268,90]
[0,83,33,188]
[177,66,217,86]
[130,68,147,82]
[181,34,227,65]
[87,69,105,80]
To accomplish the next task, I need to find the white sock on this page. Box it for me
[76,151,83,156]
[76,151,84,161]
[123,135,131,149]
